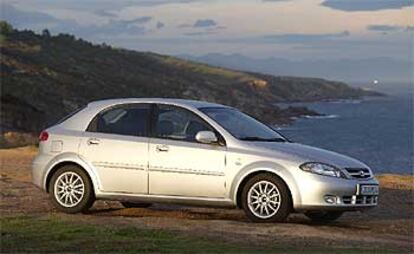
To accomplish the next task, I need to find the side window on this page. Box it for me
[154,104,212,142]
[88,104,150,137]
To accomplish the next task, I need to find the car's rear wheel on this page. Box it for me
[121,202,152,208]
[49,165,95,213]
[241,173,291,222]
[305,211,343,223]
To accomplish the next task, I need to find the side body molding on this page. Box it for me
[229,161,301,208]
[42,152,101,194]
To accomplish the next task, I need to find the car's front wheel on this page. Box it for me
[241,173,292,222]
[49,165,95,213]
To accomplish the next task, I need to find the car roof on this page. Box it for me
[87,98,229,110]
[57,98,231,132]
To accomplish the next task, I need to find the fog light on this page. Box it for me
[324,195,338,204]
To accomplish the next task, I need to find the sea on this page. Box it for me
[276,83,413,175]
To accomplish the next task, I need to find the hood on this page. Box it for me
[247,142,368,169]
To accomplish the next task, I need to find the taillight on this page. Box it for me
[39,131,49,142]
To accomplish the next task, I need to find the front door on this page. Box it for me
[79,103,151,194]
[148,104,226,198]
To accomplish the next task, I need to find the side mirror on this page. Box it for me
[195,131,218,144]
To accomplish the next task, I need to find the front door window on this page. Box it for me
[154,104,212,142]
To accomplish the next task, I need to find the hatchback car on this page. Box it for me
[32,98,379,222]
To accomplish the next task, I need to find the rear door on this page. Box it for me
[79,103,150,194]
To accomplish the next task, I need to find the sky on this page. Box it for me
[1,0,413,61]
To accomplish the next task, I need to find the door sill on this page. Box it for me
[96,192,235,208]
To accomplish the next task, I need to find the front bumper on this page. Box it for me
[294,172,379,212]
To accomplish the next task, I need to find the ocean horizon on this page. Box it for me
[277,84,413,175]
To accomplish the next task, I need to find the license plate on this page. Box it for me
[359,185,379,195]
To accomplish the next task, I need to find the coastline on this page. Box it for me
[272,94,385,126]
[276,93,413,174]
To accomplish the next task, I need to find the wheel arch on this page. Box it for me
[43,153,100,194]
[231,162,300,208]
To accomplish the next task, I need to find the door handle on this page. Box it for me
[87,138,100,145]
[156,145,169,152]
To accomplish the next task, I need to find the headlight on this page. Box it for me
[299,162,344,178]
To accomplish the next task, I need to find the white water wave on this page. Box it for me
[328,99,362,104]
[302,114,339,119]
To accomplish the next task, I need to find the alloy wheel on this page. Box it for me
[247,180,281,219]
[54,171,85,208]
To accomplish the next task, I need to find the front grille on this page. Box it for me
[344,168,372,179]
[342,195,378,205]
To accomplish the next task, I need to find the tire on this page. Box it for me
[121,202,152,208]
[48,165,95,214]
[305,211,343,223]
[241,173,292,223]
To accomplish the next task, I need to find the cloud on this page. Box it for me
[93,9,118,18]
[193,19,217,28]
[4,0,202,12]
[2,3,153,38]
[184,27,225,36]
[177,23,192,28]
[184,31,217,36]
[367,24,414,34]
[117,0,197,7]
[213,26,226,30]
[263,31,350,43]
[1,3,58,28]
[89,19,149,35]
[321,0,413,12]
[156,21,165,29]
[121,16,152,24]
[367,25,402,32]
[180,18,224,36]
[184,26,225,36]
[2,0,411,62]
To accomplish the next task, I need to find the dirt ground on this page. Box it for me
[1,147,413,252]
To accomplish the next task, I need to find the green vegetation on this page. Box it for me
[0,216,399,254]
[159,55,253,81]
[1,21,380,134]
[2,215,259,253]
[0,20,13,44]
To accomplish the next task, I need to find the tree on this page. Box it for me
[42,29,51,37]
[0,21,13,35]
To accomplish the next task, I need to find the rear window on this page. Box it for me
[56,105,86,125]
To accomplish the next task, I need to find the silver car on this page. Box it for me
[32,98,379,222]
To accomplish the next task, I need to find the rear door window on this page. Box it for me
[88,104,150,137]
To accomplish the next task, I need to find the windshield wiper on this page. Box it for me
[239,136,286,142]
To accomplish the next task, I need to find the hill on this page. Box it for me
[0,22,381,135]
[180,53,412,84]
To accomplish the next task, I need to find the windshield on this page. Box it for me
[200,107,286,142]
